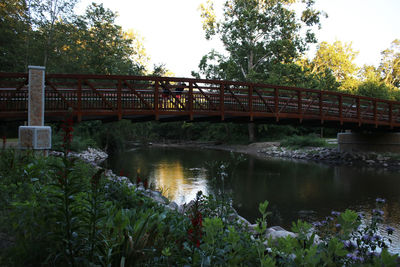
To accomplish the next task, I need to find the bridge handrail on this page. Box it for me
[1,72,400,106]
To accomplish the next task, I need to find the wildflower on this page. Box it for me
[373,234,381,241]
[347,253,364,262]
[331,211,341,217]
[362,234,371,242]
[386,226,395,235]
[326,216,334,222]
[343,240,356,249]
[187,211,203,248]
[335,223,341,229]
[91,170,102,186]
[60,114,74,154]
[372,209,384,216]
[312,222,322,228]
[375,198,386,204]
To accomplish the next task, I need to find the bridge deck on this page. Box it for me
[1,72,400,131]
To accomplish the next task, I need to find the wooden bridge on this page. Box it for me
[1,72,400,131]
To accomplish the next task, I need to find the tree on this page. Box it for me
[301,41,359,92]
[43,3,148,75]
[0,0,30,72]
[379,39,400,88]
[356,65,396,101]
[29,0,79,68]
[357,80,391,100]
[197,0,326,141]
[198,0,325,81]
[0,1,148,75]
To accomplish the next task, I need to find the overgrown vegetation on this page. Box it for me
[0,143,399,265]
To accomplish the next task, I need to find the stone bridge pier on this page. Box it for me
[338,132,400,153]
[18,66,51,152]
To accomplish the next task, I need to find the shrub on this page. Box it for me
[281,134,327,149]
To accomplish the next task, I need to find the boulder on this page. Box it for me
[265,226,297,240]
[167,201,179,211]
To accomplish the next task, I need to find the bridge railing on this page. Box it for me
[1,72,400,128]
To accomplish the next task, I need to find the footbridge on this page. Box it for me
[1,71,400,131]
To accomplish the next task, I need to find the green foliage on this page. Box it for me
[281,134,327,149]
[1,148,399,266]
[302,41,360,91]
[380,39,400,88]
[198,0,325,82]
[0,1,147,74]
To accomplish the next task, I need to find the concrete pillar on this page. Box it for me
[338,132,400,153]
[28,65,45,126]
[19,66,51,152]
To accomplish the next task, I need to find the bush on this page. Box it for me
[281,134,327,149]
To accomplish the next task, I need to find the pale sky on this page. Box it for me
[75,0,400,77]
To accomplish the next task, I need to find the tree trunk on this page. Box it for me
[247,51,256,143]
[248,122,256,143]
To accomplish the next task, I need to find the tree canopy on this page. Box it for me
[0,0,148,75]
[299,41,359,91]
[196,0,326,84]
[380,39,400,89]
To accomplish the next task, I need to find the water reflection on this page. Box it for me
[107,148,209,204]
[152,161,208,204]
[107,147,400,253]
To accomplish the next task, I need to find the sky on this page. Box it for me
[75,0,400,77]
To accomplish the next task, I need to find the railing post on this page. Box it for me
[319,91,323,123]
[189,82,193,121]
[339,95,343,125]
[373,100,377,127]
[249,84,253,121]
[154,79,159,120]
[220,83,224,121]
[297,90,302,115]
[357,97,361,125]
[274,88,279,121]
[77,79,82,122]
[117,79,122,120]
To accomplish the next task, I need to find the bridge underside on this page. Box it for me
[1,111,399,132]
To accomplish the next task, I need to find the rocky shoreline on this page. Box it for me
[257,145,400,171]
[152,141,400,172]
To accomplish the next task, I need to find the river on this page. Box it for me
[106,146,400,253]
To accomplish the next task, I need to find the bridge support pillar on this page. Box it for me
[19,66,51,153]
[338,132,400,153]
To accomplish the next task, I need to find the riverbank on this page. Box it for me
[150,141,400,171]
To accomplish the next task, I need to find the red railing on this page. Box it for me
[1,72,400,129]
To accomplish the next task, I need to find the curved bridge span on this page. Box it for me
[1,72,400,131]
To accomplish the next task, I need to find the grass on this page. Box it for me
[280,135,328,149]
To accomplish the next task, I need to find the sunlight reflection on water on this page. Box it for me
[150,161,208,205]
